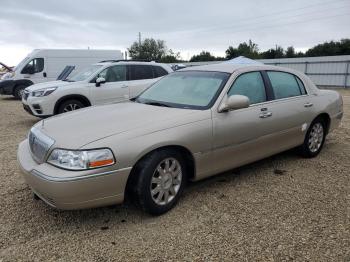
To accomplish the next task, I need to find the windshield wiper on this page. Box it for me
[62,79,74,82]
[144,101,171,107]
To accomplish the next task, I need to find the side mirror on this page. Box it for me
[218,95,250,112]
[95,77,106,87]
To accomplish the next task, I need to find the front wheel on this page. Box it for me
[57,99,85,114]
[135,149,187,215]
[299,118,326,158]
[13,85,26,99]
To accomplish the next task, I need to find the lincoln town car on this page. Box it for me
[17,64,343,215]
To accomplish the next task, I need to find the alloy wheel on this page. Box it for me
[150,158,182,206]
[308,123,324,153]
[63,103,81,112]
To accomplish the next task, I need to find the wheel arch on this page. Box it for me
[125,145,196,198]
[314,112,331,134]
[54,94,92,114]
[12,79,33,94]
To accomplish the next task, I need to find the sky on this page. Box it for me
[0,0,349,66]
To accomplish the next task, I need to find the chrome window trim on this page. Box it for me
[218,94,311,114]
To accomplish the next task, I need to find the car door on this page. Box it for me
[260,71,315,152]
[212,71,277,174]
[20,57,46,84]
[90,65,129,105]
[127,65,158,98]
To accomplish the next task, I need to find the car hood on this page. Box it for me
[36,102,206,149]
[25,80,73,92]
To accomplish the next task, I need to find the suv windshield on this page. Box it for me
[136,71,229,109]
[67,65,103,82]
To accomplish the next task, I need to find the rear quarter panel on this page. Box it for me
[312,90,343,132]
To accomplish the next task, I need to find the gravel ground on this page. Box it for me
[0,90,349,261]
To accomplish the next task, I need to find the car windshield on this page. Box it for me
[136,71,229,109]
[14,56,30,71]
[67,65,103,82]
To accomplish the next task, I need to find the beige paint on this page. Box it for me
[17,64,343,209]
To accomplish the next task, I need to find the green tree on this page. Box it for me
[225,46,239,59]
[305,39,350,57]
[261,46,284,59]
[225,40,260,59]
[128,38,166,61]
[285,46,296,58]
[159,49,181,63]
[190,51,220,62]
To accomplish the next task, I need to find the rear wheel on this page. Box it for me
[134,149,187,215]
[299,118,326,158]
[57,99,85,114]
[13,85,26,99]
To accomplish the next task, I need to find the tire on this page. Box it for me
[57,99,85,114]
[299,117,326,158]
[13,85,26,100]
[134,149,187,215]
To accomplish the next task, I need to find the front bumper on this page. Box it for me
[17,140,131,210]
[22,96,53,118]
[0,79,15,95]
[329,111,343,132]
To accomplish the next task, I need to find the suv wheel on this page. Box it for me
[57,99,85,114]
[135,149,187,215]
[299,118,326,158]
[13,85,26,99]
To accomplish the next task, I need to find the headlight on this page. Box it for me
[32,87,57,97]
[47,148,115,170]
[1,72,15,80]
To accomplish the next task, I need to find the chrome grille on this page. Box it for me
[29,128,55,163]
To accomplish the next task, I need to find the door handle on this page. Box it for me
[259,112,272,118]
[121,84,128,88]
[304,102,313,108]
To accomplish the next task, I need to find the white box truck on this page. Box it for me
[0,49,123,99]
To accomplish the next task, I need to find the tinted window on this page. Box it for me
[153,66,168,78]
[130,65,153,80]
[21,58,44,74]
[228,71,266,104]
[98,65,126,82]
[267,71,302,99]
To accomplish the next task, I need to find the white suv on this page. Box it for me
[22,61,173,117]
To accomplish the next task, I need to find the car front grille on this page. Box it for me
[28,128,55,164]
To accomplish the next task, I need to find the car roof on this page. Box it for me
[179,63,310,75]
[179,62,319,94]
[93,61,167,66]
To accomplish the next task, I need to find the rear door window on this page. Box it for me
[267,71,303,99]
[228,71,267,104]
[295,77,307,95]
[153,66,168,78]
[129,65,154,80]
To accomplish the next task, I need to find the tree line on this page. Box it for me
[128,38,350,62]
